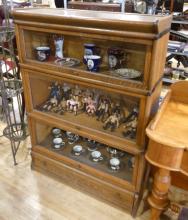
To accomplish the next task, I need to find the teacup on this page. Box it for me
[66,132,79,144]
[52,128,62,138]
[35,46,50,62]
[87,139,97,151]
[91,151,103,162]
[73,145,83,156]
[109,158,120,170]
[84,55,101,72]
[52,137,65,149]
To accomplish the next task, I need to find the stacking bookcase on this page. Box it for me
[13,8,172,216]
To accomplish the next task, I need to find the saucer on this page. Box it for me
[110,165,120,171]
[55,57,80,67]
[113,68,141,79]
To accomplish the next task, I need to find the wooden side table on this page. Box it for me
[145,81,188,220]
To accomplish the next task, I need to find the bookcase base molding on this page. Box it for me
[31,150,137,214]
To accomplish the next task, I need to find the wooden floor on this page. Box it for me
[0,121,153,220]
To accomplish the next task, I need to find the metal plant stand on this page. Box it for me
[0,1,27,165]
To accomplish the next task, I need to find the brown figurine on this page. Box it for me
[103,112,119,132]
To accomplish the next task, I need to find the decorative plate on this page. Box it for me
[113,68,142,79]
[55,57,80,67]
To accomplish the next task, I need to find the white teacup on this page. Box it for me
[66,131,73,138]
[110,158,120,170]
[73,145,83,156]
[91,151,103,162]
[53,137,65,149]
[52,128,62,138]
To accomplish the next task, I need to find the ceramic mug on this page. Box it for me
[107,47,124,70]
[35,46,50,62]
[84,55,101,72]
[84,43,96,56]
[73,145,83,156]
[91,151,103,162]
[52,137,65,149]
[109,158,120,170]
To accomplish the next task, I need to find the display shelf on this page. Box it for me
[29,119,140,190]
[25,70,157,151]
[37,132,134,185]
[15,9,172,92]
[21,29,146,89]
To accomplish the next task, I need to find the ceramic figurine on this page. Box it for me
[51,97,66,115]
[103,112,119,132]
[122,108,138,139]
[123,117,138,139]
[85,95,96,116]
[66,95,78,115]
[41,82,61,111]
[73,85,82,96]
[96,98,110,122]
[110,101,124,122]
[62,83,71,100]
[42,96,58,112]
[66,95,82,115]
[54,36,64,59]
[123,107,138,123]
[86,101,96,116]
[48,82,62,101]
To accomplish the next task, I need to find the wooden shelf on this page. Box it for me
[37,134,134,188]
[29,110,143,155]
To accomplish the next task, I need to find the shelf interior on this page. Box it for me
[35,122,135,184]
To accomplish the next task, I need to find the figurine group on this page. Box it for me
[40,81,138,139]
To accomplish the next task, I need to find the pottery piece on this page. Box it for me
[73,145,83,156]
[91,151,103,162]
[108,47,124,70]
[52,137,65,149]
[109,158,120,170]
[35,46,50,62]
[84,55,101,72]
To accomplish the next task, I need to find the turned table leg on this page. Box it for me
[148,168,171,220]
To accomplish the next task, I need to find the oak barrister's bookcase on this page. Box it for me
[13,8,172,216]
